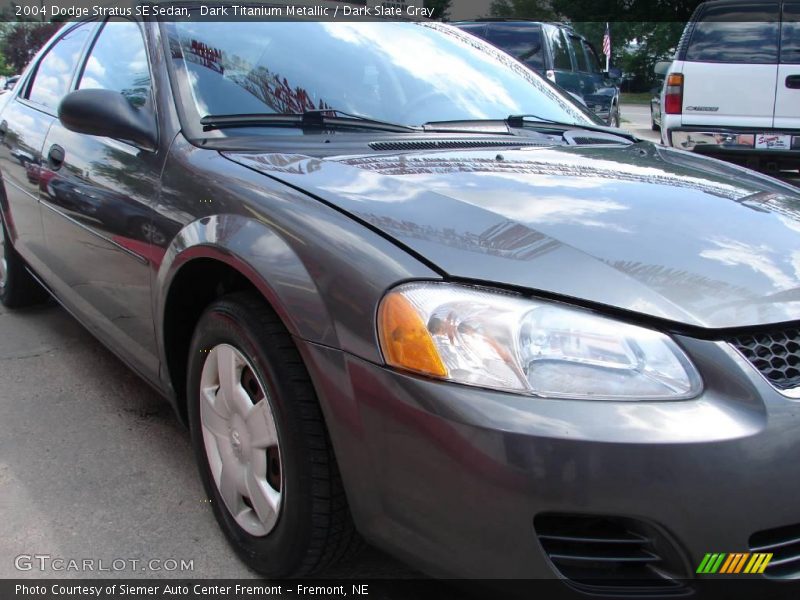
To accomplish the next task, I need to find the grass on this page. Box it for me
[620,92,653,105]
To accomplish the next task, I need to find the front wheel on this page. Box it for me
[0,215,48,308]
[186,292,361,577]
[609,105,621,128]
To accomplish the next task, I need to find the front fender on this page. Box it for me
[155,213,338,363]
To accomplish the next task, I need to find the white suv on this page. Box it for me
[661,0,800,172]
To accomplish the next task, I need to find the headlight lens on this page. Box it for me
[378,283,702,400]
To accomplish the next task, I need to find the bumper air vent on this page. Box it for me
[750,523,800,579]
[728,327,800,391]
[534,513,689,593]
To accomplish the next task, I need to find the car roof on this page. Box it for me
[699,0,776,4]
[453,19,570,28]
[693,0,779,11]
[451,20,578,34]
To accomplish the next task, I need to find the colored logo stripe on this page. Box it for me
[697,553,726,574]
[719,553,749,573]
[744,553,773,574]
[697,552,773,574]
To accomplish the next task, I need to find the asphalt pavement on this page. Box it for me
[620,103,660,142]
[0,299,415,580]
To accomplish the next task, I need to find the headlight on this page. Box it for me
[377,282,702,400]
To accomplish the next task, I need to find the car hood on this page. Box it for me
[225,142,800,329]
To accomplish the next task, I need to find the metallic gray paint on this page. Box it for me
[298,336,800,579]
[227,143,800,330]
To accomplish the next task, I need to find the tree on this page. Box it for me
[425,0,453,20]
[1,22,60,74]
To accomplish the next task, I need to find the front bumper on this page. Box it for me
[298,335,800,591]
[584,100,613,124]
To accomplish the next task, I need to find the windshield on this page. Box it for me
[164,20,597,135]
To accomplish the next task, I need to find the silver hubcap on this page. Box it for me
[0,222,7,290]
[200,344,283,536]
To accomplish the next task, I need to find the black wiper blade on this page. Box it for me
[506,114,636,141]
[200,110,417,133]
[506,113,562,126]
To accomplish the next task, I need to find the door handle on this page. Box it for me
[0,120,7,141]
[47,144,65,170]
[786,75,800,89]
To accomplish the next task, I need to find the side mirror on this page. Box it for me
[58,89,157,151]
[654,61,672,76]
[604,67,622,81]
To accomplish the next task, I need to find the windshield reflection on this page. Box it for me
[165,21,592,131]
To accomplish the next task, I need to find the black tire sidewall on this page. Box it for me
[0,214,48,308]
[1,216,23,306]
[186,298,318,577]
[0,217,10,303]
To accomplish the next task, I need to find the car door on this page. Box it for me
[678,2,780,128]
[567,33,593,101]
[0,22,95,268]
[483,23,547,76]
[774,2,800,129]
[580,40,609,111]
[546,26,579,93]
[39,20,165,375]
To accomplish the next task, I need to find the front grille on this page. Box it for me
[750,523,800,579]
[534,514,688,592]
[728,328,800,390]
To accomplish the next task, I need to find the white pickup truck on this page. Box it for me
[661,0,800,173]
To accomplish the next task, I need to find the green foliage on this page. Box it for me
[0,22,60,74]
[570,22,686,91]
[425,0,453,20]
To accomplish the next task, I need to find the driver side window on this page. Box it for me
[78,20,152,109]
[27,23,93,112]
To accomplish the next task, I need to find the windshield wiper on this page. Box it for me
[506,114,636,141]
[422,115,636,142]
[200,110,417,133]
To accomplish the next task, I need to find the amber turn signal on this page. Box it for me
[378,292,447,378]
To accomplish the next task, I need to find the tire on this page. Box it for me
[186,292,362,577]
[609,106,620,128]
[0,215,48,308]
[651,108,660,131]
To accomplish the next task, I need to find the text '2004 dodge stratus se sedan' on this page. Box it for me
[2,8,800,594]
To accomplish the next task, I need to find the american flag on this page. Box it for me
[602,23,611,59]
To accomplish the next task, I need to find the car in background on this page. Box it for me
[1,75,20,93]
[661,0,800,173]
[650,60,671,131]
[650,80,662,131]
[453,19,622,127]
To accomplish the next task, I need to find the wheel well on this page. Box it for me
[163,258,259,423]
